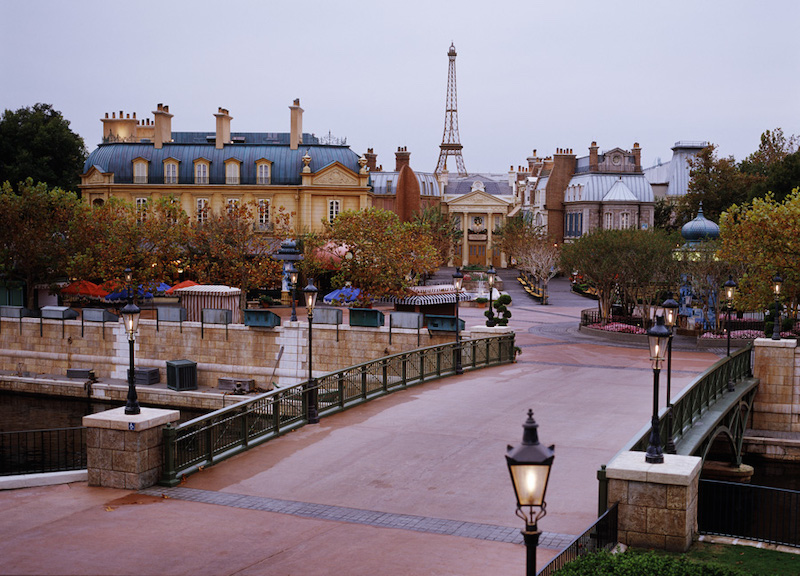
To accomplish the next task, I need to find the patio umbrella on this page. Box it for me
[61,280,108,299]
[103,285,154,303]
[166,280,199,295]
[323,286,361,305]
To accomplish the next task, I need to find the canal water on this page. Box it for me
[0,391,208,432]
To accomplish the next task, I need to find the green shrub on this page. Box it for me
[554,550,746,576]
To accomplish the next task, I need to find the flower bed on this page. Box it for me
[587,322,646,335]
[701,329,797,339]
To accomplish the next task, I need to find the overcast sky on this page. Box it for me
[2,1,798,174]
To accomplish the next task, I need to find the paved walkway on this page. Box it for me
[0,273,723,575]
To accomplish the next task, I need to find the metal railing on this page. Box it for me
[161,334,516,486]
[580,309,644,328]
[699,480,800,547]
[0,427,87,476]
[537,502,619,576]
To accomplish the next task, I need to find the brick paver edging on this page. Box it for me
[141,486,576,550]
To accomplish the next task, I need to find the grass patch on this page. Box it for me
[680,541,800,576]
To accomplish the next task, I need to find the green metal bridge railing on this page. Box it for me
[161,334,516,486]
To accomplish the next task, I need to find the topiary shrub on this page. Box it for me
[485,294,512,327]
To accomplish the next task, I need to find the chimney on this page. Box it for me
[364,148,377,171]
[395,146,410,171]
[152,103,173,149]
[214,107,232,149]
[589,141,599,172]
[289,98,303,150]
[632,142,642,171]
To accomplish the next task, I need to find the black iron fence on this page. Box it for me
[0,427,87,476]
[537,502,619,576]
[699,479,800,547]
[580,309,644,328]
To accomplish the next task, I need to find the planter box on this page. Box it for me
[390,312,424,330]
[425,314,465,333]
[83,308,119,323]
[157,307,188,322]
[0,306,37,318]
[349,308,385,327]
[314,308,343,326]
[202,308,232,324]
[41,306,79,320]
[244,309,281,328]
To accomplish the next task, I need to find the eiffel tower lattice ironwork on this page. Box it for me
[435,43,468,176]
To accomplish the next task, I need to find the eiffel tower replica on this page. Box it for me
[435,43,468,176]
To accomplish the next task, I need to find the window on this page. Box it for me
[164,161,178,184]
[133,161,148,184]
[257,199,270,230]
[226,198,240,215]
[329,200,340,222]
[135,197,148,222]
[225,161,240,185]
[194,162,209,184]
[604,212,613,229]
[386,179,393,194]
[257,162,271,185]
[620,212,630,229]
[196,198,209,224]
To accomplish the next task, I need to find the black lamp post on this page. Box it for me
[506,410,555,576]
[287,263,299,322]
[486,265,497,326]
[661,293,679,454]
[646,315,670,464]
[453,267,464,375]
[724,275,737,357]
[772,274,783,341]
[304,278,319,424]
[121,268,141,415]
[273,239,303,315]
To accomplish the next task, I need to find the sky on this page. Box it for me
[2,0,798,174]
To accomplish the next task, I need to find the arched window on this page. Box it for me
[194,161,209,184]
[256,162,271,185]
[164,161,178,184]
[225,161,240,185]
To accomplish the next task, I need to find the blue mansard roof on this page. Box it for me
[83,134,362,186]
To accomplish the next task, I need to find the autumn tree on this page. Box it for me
[0,104,87,192]
[740,128,800,203]
[0,179,86,308]
[69,196,191,291]
[412,205,462,266]
[187,201,281,311]
[326,207,439,301]
[718,189,800,315]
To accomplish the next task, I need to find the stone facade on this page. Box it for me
[752,338,800,432]
[606,451,701,552]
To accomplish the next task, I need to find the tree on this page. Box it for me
[0,104,87,192]
[678,145,760,224]
[412,205,462,266]
[0,179,86,308]
[188,201,282,311]
[326,207,439,301]
[740,128,800,203]
[718,189,800,315]
[516,235,560,300]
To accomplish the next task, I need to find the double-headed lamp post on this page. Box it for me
[486,265,497,326]
[646,316,670,464]
[772,274,783,341]
[506,410,555,576]
[661,293,679,454]
[287,263,299,322]
[453,267,464,375]
[121,268,141,415]
[304,278,319,424]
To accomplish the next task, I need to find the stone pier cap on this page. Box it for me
[83,407,180,431]
[606,451,701,484]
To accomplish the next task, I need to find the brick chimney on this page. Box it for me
[395,146,410,171]
[289,99,303,150]
[589,141,599,172]
[152,103,173,149]
[632,142,642,172]
[364,148,378,171]
[214,107,232,149]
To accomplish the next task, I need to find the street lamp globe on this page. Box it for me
[647,316,670,370]
[452,267,464,292]
[773,274,783,296]
[661,293,679,330]
[121,301,141,338]
[724,275,737,302]
[304,279,318,312]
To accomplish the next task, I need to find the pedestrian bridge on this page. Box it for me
[623,344,757,466]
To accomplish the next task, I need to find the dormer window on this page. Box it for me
[256,160,272,185]
[194,160,210,184]
[225,159,241,185]
[164,160,179,184]
[133,159,148,184]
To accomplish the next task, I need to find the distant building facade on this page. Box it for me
[643,141,708,199]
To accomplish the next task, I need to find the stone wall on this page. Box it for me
[0,316,455,390]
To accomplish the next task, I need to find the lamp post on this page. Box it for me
[287,263,299,322]
[724,275,737,357]
[506,410,555,576]
[486,265,497,326]
[273,239,303,313]
[772,274,783,341]
[121,268,141,415]
[304,278,319,424]
[453,267,464,375]
[661,293,679,454]
[646,316,670,464]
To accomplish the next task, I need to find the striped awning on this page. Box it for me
[380,291,471,306]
